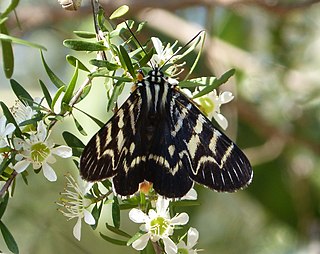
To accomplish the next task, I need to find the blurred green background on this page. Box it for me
[1,0,320,253]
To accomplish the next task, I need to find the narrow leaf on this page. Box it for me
[63,40,107,51]
[127,231,145,247]
[66,55,89,72]
[51,86,65,110]
[73,31,96,39]
[89,71,132,82]
[105,223,131,238]
[75,107,104,127]
[0,33,46,50]
[38,80,52,108]
[91,201,103,230]
[107,81,125,112]
[99,233,127,246]
[10,79,33,105]
[0,101,21,137]
[73,115,87,136]
[0,0,20,19]
[0,192,9,219]
[112,196,120,229]
[61,61,78,106]
[109,5,129,19]
[119,45,135,78]
[41,51,66,88]
[62,131,84,157]
[89,59,119,70]
[192,69,235,99]
[0,23,14,78]
[0,220,19,254]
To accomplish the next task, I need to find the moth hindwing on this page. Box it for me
[80,68,253,198]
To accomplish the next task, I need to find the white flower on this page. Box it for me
[177,227,200,254]
[13,121,72,181]
[150,37,180,66]
[10,100,37,125]
[186,88,234,130]
[181,188,197,201]
[57,174,95,241]
[129,196,189,254]
[0,116,15,148]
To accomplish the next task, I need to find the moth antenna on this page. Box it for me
[124,21,155,69]
[160,30,205,72]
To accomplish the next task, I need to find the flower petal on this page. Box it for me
[132,233,150,251]
[163,236,178,254]
[186,227,199,248]
[213,113,228,130]
[181,188,197,200]
[219,91,234,104]
[0,116,6,133]
[14,160,30,173]
[129,208,149,224]
[151,37,163,56]
[52,145,72,158]
[42,163,57,182]
[3,123,15,136]
[37,121,47,142]
[170,212,189,226]
[73,217,82,241]
[156,196,169,216]
[83,209,95,225]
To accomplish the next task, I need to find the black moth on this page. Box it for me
[80,67,253,198]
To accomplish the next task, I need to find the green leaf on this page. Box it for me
[63,40,107,51]
[0,220,19,254]
[38,80,53,108]
[119,45,135,78]
[75,107,104,127]
[192,69,236,99]
[91,202,103,230]
[0,157,11,176]
[0,101,22,137]
[106,81,125,112]
[109,5,129,19]
[105,223,131,238]
[73,115,87,136]
[0,23,14,78]
[89,71,132,82]
[61,61,78,107]
[66,55,90,72]
[112,196,120,229]
[0,33,46,50]
[89,59,119,71]
[41,51,66,88]
[100,232,127,246]
[0,192,9,219]
[127,231,145,247]
[10,79,33,105]
[73,31,96,39]
[0,0,19,19]
[62,131,84,157]
[51,86,65,110]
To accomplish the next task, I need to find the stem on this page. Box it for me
[0,171,17,198]
[151,241,163,254]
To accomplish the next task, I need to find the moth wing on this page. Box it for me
[80,88,146,196]
[173,89,253,192]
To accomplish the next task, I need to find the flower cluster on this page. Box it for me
[129,196,199,254]
[57,174,95,240]
[0,100,72,183]
[13,121,72,181]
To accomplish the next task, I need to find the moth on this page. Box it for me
[80,67,253,198]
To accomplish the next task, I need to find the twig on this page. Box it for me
[0,171,17,198]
